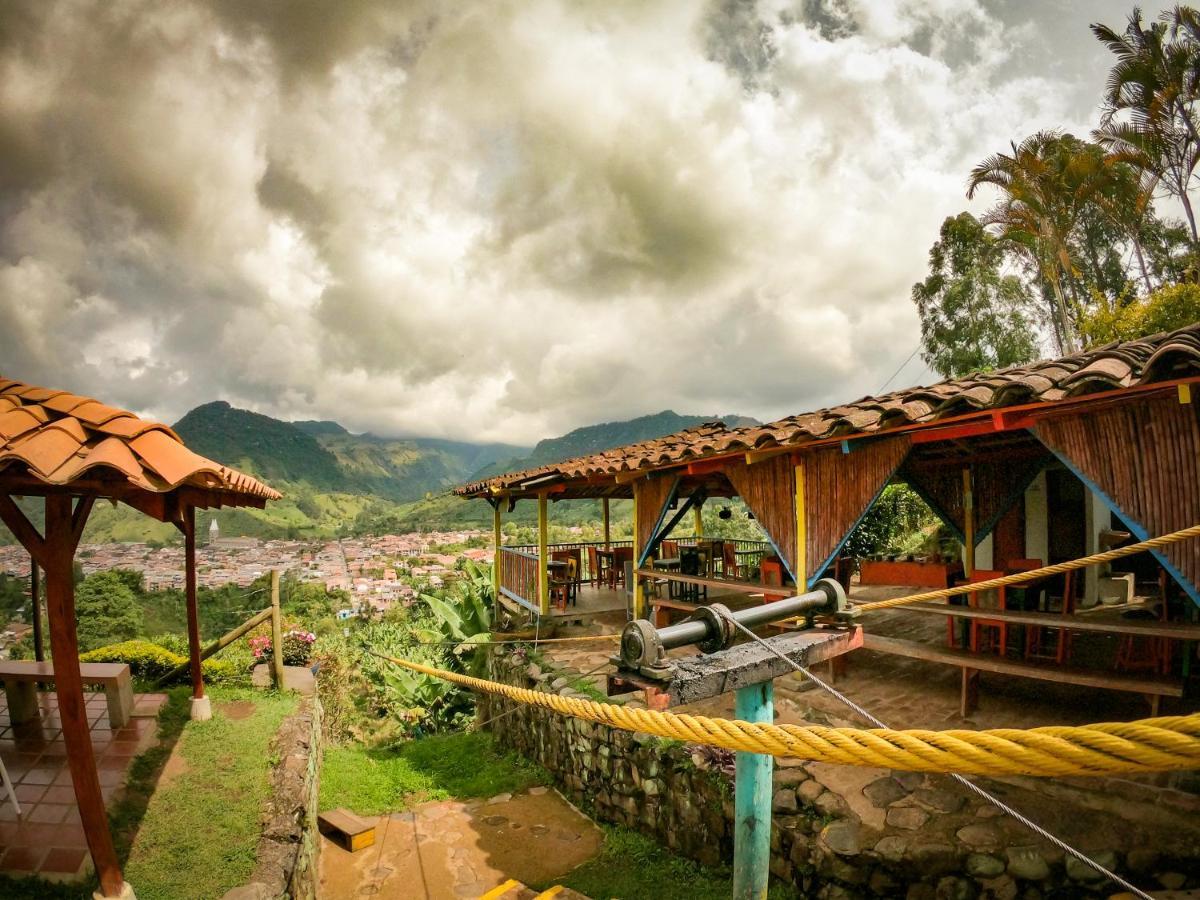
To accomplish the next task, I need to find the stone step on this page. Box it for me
[479,877,591,900]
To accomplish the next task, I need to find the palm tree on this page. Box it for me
[1092,9,1200,243]
[968,133,1114,353]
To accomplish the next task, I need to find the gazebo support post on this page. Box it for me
[41,496,131,899]
[602,497,611,549]
[30,556,43,662]
[180,506,210,721]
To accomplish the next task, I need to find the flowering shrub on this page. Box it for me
[249,628,317,667]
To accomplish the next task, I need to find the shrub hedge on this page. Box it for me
[79,640,241,683]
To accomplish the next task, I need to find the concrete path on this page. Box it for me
[317,787,601,899]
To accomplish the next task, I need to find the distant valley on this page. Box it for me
[1,404,759,544]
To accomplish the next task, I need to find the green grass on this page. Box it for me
[121,687,298,900]
[0,686,298,900]
[320,731,548,816]
[546,825,798,900]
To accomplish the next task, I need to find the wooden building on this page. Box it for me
[458,324,1200,625]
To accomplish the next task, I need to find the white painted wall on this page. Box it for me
[974,533,993,570]
[1024,471,1049,565]
[1083,488,1111,605]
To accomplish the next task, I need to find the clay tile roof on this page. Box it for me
[457,321,1200,497]
[0,376,280,505]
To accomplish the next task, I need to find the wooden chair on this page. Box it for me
[1026,570,1076,664]
[678,548,708,603]
[587,546,601,587]
[760,558,787,603]
[661,539,679,559]
[967,570,1008,657]
[1116,569,1173,675]
[609,548,632,589]
[549,558,578,611]
[722,542,740,579]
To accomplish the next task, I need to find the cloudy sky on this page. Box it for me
[0,0,1172,444]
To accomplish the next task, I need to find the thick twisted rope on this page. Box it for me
[855,521,1200,612]
[372,652,1200,777]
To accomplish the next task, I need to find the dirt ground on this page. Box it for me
[317,787,602,899]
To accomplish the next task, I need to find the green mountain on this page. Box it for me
[1,404,757,544]
[472,410,760,480]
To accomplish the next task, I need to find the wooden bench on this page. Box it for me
[860,634,1184,717]
[318,807,375,852]
[0,661,134,729]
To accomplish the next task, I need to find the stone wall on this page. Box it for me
[223,696,324,900]
[484,649,1200,899]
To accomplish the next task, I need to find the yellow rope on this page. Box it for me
[375,653,1200,778]
[855,521,1200,612]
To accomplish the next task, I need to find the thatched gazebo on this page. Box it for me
[0,377,279,899]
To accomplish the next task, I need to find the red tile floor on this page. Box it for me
[0,690,165,882]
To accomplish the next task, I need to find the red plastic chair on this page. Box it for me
[1026,570,1075,664]
[967,570,1008,657]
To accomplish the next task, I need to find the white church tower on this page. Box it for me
[208,517,220,545]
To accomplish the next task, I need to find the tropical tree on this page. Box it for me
[1093,8,1200,243]
[75,570,144,651]
[1077,281,1200,344]
[912,212,1039,377]
[968,132,1119,352]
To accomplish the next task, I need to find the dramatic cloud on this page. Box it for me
[0,0,1169,443]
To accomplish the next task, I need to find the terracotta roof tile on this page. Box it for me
[0,375,279,505]
[458,321,1200,496]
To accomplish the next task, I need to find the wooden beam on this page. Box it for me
[42,495,127,898]
[0,494,46,567]
[602,497,611,549]
[492,502,502,601]
[631,481,643,619]
[744,447,788,465]
[182,505,205,703]
[962,467,975,576]
[685,458,728,476]
[270,570,285,689]
[871,601,1200,640]
[794,460,807,591]
[614,469,645,485]
[30,558,43,662]
[70,495,94,547]
[537,494,550,616]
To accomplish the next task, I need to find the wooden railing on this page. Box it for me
[508,539,634,582]
[498,547,541,612]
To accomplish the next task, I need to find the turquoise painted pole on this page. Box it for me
[733,681,774,900]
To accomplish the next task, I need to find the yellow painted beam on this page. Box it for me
[962,467,975,577]
[694,503,704,537]
[492,502,502,599]
[794,461,807,590]
[1180,383,1193,405]
[538,493,550,616]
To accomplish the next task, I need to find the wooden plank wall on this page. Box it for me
[635,475,677,552]
[1034,394,1200,599]
[802,436,910,578]
[725,455,797,578]
[972,453,1051,540]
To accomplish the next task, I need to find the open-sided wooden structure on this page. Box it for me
[459,324,1200,618]
[0,378,279,898]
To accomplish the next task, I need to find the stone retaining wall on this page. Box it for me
[223,696,324,900]
[484,649,1200,899]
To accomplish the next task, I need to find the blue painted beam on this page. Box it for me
[733,681,773,900]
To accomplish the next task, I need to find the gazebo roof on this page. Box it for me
[458,322,1200,497]
[0,377,279,515]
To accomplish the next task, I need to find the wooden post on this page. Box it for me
[492,501,502,601]
[794,460,807,591]
[537,494,549,617]
[270,569,285,688]
[42,496,127,898]
[182,505,210,720]
[693,502,704,537]
[602,497,611,549]
[632,482,644,620]
[962,467,975,577]
[733,680,773,900]
[30,556,43,662]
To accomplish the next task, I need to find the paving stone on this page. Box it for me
[976,875,1016,900]
[914,787,965,814]
[1158,872,1187,890]
[814,791,849,818]
[966,853,1006,878]
[873,835,908,864]
[886,805,930,830]
[798,780,824,802]
[1065,850,1116,882]
[1005,847,1050,881]
[863,775,909,808]
[935,875,975,900]
[818,820,861,856]
[772,789,798,813]
[955,823,1001,850]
